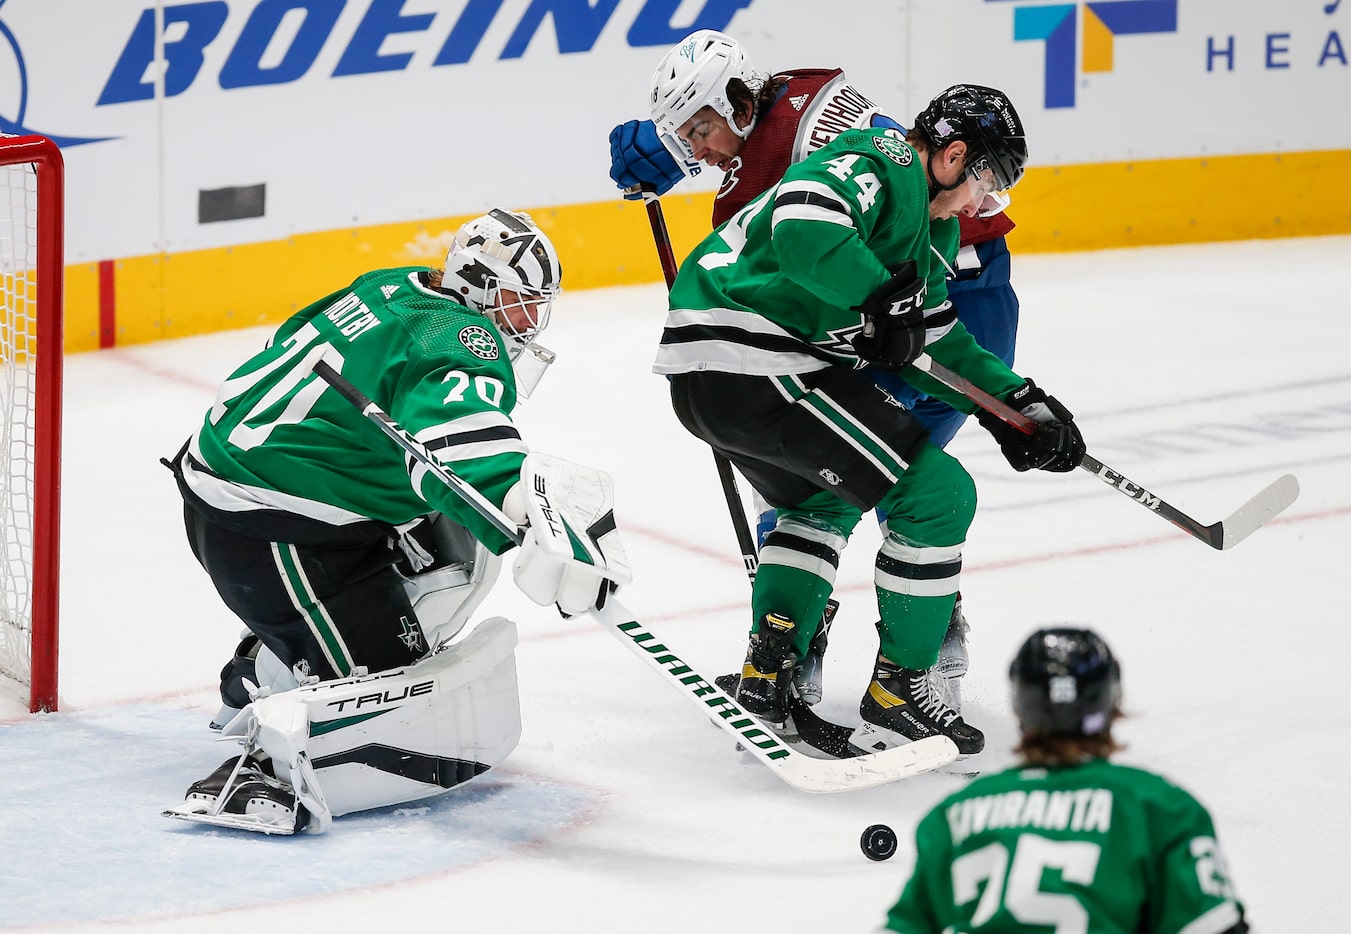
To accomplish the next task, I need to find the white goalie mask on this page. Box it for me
[440,209,562,396]
[649,29,760,161]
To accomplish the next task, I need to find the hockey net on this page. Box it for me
[0,134,63,713]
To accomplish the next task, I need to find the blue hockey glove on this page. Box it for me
[609,119,684,199]
[977,379,1086,473]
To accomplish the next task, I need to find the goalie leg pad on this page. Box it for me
[400,515,503,651]
[245,615,522,823]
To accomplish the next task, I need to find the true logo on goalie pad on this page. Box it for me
[459,325,500,360]
[323,679,434,713]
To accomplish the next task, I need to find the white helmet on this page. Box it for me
[440,208,561,343]
[439,209,561,397]
[649,29,759,158]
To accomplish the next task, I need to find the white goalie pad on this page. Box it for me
[206,615,522,833]
[399,513,503,651]
[507,452,633,616]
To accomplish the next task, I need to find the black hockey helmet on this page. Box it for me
[1009,627,1121,737]
[914,84,1028,191]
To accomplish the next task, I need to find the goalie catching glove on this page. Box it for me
[505,453,633,616]
[852,261,927,370]
[978,379,1087,473]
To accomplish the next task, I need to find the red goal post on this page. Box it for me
[1,134,63,713]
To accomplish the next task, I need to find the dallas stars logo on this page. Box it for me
[459,325,500,360]
[397,616,425,653]
[872,135,913,166]
[815,322,868,366]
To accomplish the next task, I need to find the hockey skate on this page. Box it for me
[163,751,309,835]
[717,599,838,706]
[792,599,838,706]
[734,612,799,726]
[850,654,985,758]
[932,597,971,712]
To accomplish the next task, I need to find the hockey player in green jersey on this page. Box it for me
[883,627,1250,933]
[164,209,630,833]
[654,86,1085,758]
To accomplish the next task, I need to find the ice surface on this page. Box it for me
[2,236,1347,931]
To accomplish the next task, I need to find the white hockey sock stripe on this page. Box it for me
[271,542,356,677]
[875,538,963,598]
[759,534,840,583]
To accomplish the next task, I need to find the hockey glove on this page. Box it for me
[505,453,633,617]
[851,261,927,370]
[609,119,685,198]
[977,379,1086,473]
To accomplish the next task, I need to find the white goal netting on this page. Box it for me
[0,154,38,691]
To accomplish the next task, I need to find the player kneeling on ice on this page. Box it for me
[162,210,630,834]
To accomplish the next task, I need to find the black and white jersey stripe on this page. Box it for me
[409,411,525,495]
[771,180,855,232]
[653,306,834,375]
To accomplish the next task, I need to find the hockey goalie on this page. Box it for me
[161,210,630,834]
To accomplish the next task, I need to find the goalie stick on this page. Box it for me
[909,354,1300,550]
[312,357,959,791]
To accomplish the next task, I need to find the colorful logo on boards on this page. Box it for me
[990,0,1179,108]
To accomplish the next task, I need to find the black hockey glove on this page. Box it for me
[851,261,926,370]
[977,379,1086,473]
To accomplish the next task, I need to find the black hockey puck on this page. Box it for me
[860,823,898,861]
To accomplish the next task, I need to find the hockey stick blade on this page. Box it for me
[594,598,958,792]
[1081,457,1300,550]
[911,354,1300,550]
[1215,472,1299,550]
[714,671,864,759]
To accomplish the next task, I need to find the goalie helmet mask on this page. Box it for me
[915,84,1028,209]
[439,209,562,397]
[649,29,762,159]
[1009,627,1121,738]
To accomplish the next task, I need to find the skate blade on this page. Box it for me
[849,722,980,768]
[162,801,299,835]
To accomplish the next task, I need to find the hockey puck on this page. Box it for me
[860,823,898,861]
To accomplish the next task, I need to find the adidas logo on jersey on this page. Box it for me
[790,94,809,111]
[381,284,398,299]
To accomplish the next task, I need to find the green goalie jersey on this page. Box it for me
[185,266,525,554]
[652,128,1023,408]
[885,758,1248,934]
